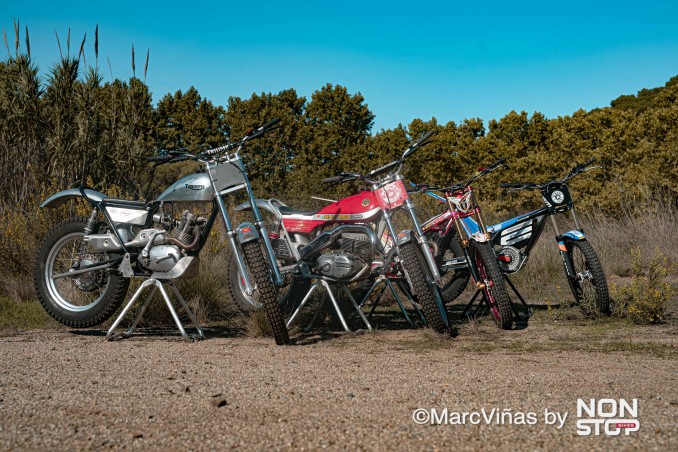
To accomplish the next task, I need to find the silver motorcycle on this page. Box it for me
[33,119,290,344]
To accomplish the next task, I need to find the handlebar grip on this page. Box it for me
[322,176,344,184]
[415,130,435,146]
[261,117,281,130]
[145,155,171,162]
[582,157,596,167]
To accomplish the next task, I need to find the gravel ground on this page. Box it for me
[0,322,676,451]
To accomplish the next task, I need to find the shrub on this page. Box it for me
[611,247,674,324]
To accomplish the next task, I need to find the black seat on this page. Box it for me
[278,206,320,216]
[103,198,148,208]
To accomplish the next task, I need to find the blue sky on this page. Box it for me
[2,1,677,131]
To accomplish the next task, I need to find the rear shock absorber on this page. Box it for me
[75,208,99,267]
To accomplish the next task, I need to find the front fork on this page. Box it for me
[214,194,256,296]
[550,214,577,279]
[403,199,442,284]
[450,212,486,289]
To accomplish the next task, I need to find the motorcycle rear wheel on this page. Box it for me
[438,235,471,304]
[33,217,129,328]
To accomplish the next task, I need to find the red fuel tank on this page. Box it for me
[282,190,382,234]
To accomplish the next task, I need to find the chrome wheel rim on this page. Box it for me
[46,232,110,312]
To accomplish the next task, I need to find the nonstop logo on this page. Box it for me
[576,399,640,436]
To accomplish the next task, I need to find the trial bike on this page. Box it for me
[33,119,290,344]
[230,131,450,334]
[489,158,610,314]
[418,158,611,316]
[411,159,513,329]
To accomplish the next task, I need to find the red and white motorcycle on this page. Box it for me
[231,132,450,335]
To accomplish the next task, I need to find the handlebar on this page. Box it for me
[321,176,345,184]
[414,130,435,147]
[146,118,281,164]
[501,158,600,191]
[322,131,436,186]
[499,182,536,189]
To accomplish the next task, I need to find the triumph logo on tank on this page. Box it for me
[184,179,205,190]
[575,398,640,436]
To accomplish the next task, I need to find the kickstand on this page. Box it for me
[357,277,422,326]
[460,275,532,321]
[106,278,206,341]
[286,279,372,333]
[504,274,532,318]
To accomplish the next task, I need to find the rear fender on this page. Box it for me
[40,187,107,208]
[234,198,286,219]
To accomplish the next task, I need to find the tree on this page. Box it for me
[154,86,227,152]
[225,89,306,199]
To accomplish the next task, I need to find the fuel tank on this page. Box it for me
[282,190,382,234]
[156,173,214,202]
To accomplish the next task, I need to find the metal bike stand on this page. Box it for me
[286,279,372,333]
[106,278,206,341]
[357,276,425,326]
[460,275,533,320]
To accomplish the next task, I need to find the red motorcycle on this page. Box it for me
[411,159,513,329]
[231,132,449,335]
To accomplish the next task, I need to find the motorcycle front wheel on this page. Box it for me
[400,242,449,334]
[565,239,611,315]
[469,240,513,330]
[239,241,290,345]
[33,217,129,328]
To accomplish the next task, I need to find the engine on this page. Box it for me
[300,227,376,281]
[84,209,205,274]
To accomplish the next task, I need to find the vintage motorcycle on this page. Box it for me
[33,119,290,344]
[411,159,513,329]
[230,131,450,334]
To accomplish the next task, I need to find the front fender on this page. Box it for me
[396,230,414,246]
[40,187,107,208]
[563,230,586,241]
[237,222,260,244]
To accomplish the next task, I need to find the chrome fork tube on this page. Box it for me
[238,157,283,286]
[211,179,254,296]
[381,210,400,256]
[404,198,442,283]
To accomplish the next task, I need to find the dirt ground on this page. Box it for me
[0,311,676,451]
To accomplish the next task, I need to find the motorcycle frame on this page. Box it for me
[46,151,283,292]
[479,182,587,279]
[420,185,496,288]
[263,172,439,283]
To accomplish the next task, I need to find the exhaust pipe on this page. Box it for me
[299,225,378,261]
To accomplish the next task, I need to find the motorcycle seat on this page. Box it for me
[103,198,148,209]
[278,206,320,216]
